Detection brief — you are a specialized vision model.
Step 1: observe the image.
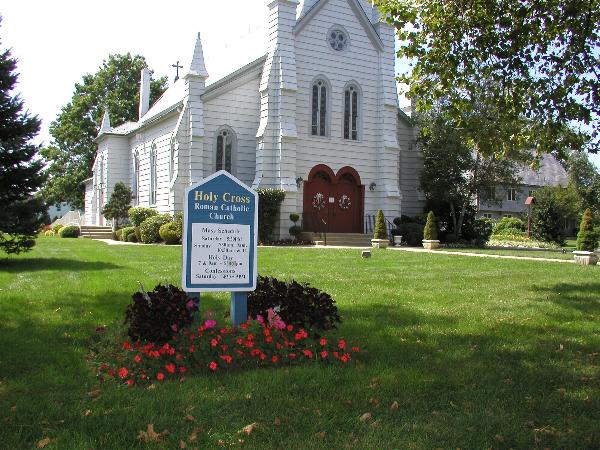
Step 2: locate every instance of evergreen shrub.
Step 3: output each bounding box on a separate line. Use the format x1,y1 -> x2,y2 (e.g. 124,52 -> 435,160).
58,225 -> 80,238
128,207 -> 158,227
248,276 -> 341,333
124,284 -> 199,344
373,209 -> 388,240
139,214 -> 172,244
576,208 -> 598,251
159,221 -> 182,245
423,211 -> 438,240
52,223 -> 64,233
44,230 -> 54,237
127,233 -> 138,243
257,189 -> 285,242
121,226 -> 136,242
396,223 -> 423,246
493,217 -> 525,235
134,227 -> 141,242
472,217 -> 494,247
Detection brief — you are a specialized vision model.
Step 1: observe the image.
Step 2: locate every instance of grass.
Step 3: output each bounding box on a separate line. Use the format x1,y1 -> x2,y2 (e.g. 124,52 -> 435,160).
0,237 -> 599,449
437,247 -> 575,260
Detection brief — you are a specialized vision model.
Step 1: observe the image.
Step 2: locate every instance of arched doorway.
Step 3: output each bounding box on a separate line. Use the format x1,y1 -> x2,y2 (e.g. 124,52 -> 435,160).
303,165 -> 364,233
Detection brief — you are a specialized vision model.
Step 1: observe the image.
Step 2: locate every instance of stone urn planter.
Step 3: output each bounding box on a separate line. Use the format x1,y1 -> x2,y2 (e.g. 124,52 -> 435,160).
573,251 -> 599,266
371,239 -> 389,249
393,235 -> 403,246
422,239 -> 440,250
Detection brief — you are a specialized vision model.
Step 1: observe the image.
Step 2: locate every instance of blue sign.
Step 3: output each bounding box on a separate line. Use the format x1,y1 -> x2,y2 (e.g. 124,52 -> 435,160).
182,171 -> 258,292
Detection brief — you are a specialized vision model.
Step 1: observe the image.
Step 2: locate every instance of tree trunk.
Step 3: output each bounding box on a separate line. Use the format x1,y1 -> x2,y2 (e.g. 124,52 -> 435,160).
449,202 -> 458,234
456,202 -> 467,238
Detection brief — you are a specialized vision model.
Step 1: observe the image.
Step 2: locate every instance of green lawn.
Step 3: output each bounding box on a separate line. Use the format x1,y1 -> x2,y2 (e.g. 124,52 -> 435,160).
1,237 -> 599,449
437,247 -> 575,260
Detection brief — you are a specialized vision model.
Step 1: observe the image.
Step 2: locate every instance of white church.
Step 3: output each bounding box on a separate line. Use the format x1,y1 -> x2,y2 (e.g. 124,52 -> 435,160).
84,0 -> 424,237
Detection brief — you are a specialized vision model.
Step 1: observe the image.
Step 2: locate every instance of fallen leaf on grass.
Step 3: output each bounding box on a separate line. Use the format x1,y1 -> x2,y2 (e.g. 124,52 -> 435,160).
431,410 -> 441,417
557,388 -> 567,397
369,398 -> 380,407
184,414 -> 195,422
138,424 -> 169,443
359,412 -> 372,422
36,438 -> 51,448
87,389 -> 102,398
187,427 -> 203,442
82,409 -> 92,417
239,422 -> 258,435
315,431 -> 326,439
273,418 -> 282,426
179,440 -> 187,449
494,434 -> 505,442
390,401 -> 400,410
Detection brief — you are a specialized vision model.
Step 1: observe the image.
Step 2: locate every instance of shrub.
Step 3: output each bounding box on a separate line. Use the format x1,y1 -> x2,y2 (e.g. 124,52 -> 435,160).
121,226 -> 136,242
159,221 -> 182,245
248,276 -> 341,333
134,227 -> 141,242
173,211 -> 184,229
102,182 -> 133,229
423,211 -> 438,240
373,209 -> 388,240
396,223 -> 423,246
472,217 -> 494,247
531,187 -> 567,245
576,208 -> 598,251
257,189 -> 285,242
139,214 -> 172,244
128,207 -> 158,227
59,225 -> 80,238
124,284 -> 199,344
114,229 -> 124,241
52,223 -> 64,233
289,213 -> 300,223
127,233 -> 138,243
44,230 -> 55,237
493,217 -> 525,235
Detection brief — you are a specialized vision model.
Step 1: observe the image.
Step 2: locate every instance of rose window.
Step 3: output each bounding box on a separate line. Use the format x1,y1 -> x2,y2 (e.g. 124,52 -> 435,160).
328,30 -> 347,51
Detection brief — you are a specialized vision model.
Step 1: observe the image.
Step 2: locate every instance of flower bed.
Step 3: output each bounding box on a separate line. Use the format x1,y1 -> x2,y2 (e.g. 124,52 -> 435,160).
487,234 -> 560,249
96,310 -> 359,386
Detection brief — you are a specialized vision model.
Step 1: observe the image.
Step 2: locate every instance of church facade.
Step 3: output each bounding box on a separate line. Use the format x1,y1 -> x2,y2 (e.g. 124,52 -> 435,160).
83,0 -> 424,236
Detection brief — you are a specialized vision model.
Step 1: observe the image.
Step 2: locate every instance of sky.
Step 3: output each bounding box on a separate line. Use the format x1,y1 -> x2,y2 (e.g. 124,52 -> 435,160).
1,0 -> 597,167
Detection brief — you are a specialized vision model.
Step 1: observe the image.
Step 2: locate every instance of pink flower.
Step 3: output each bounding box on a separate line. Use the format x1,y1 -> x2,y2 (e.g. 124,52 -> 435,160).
256,314 -> 265,324
134,354 -> 142,363
209,361 -> 218,371
338,339 -> 346,350
320,351 -> 328,358
274,318 -> 286,330
204,319 -> 217,329
126,379 -> 134,386
157,372 -> 165,381
171,324 -> 178,332
271,355 -> 279,363
186,299 -> 195,309
302,349 -> 313,358
210,339 -> 218,347
319,338 -> 327,346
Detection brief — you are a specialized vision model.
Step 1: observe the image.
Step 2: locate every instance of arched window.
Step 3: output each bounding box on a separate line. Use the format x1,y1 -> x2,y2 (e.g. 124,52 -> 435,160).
344,83 -> 360,140
150,144 -> 157,205
311,79 -> 328,137
132,151 -> 140,204
215,127 -> 235,173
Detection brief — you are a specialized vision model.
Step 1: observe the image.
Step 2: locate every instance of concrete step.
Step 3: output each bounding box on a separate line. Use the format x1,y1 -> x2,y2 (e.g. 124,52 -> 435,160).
313,233 -> 374,247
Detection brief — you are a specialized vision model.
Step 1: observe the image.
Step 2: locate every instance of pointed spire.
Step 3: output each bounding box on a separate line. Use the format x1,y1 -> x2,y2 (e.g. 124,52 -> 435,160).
99,108 -> 111,135
187,32 -> 209,79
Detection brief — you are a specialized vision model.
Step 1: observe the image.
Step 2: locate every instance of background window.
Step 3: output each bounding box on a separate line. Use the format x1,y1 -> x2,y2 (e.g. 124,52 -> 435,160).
216,129 -> 234,172
344,84 -> 359,140
507,188 -> 517,201
150,146 -> 157,205
311,80 -> 327,136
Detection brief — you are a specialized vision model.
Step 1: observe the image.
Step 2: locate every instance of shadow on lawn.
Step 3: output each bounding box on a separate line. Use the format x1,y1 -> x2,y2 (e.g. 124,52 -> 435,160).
532,282 -> 600,315
0,257 -> 122,273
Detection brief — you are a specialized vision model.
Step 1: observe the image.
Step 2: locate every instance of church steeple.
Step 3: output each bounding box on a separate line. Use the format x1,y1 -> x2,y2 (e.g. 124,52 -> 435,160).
98,108 -> 111,136
187,32 -> 209,79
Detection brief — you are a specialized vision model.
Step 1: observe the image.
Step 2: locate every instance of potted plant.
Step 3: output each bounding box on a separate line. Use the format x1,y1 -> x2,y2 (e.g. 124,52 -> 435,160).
573,208 -> 598,265
289,213 -> 302,241
371,209 -> 389,249
422,211 -> 440,250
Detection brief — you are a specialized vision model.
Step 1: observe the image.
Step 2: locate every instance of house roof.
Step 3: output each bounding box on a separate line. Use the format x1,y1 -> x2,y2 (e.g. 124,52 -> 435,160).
518,154 -> 569,187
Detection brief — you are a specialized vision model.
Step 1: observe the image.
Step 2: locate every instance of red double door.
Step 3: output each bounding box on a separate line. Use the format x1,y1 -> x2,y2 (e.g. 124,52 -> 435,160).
302,165 -> 364,233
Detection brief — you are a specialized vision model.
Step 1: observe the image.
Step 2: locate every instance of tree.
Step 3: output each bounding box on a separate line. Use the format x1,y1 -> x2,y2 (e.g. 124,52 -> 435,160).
376,0 -> 599,155
0,20 -> 47,254
102,182 -> 133,229
531,186 -> 571,245
576,208 -> 598,251
423,211 -> 438,240
566,151 -> 600,214
418,103 -> 521,239
41,54 -> 167,209
373,209 -> 388,239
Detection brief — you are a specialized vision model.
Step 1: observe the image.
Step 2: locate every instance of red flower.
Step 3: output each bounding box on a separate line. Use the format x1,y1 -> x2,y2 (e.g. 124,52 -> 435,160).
259,353 -> 266,360
319,338 -> 327,346
303,349 -> 313,358
165,363 -> 176,374
352,346 -> 360,353
179,366 -> 188,373
320,351 -> 328,358
265,336 -> 273,343
333,352 -> 339,358
338,339 -> 346,350
271,356 -> 279,363
188,345 -> 196,354
286,325 -> 293,332
176,353 -> 183,361
247,333 -> 255,341
210,339 -> 218,347
122,341 -> 132,350
126,379 -> 134,386
118,367 -> 128,378
157,372 -> 165,381
236,337 -> 244,345
209,361 -> 218,371
219,355 -> 233,364
221,344 -> 228,352
134,354 -> 142,363
140,374 -> 147,380
240,322 -> 249,330
288,353 -> 297,360
340,353 -> 350,363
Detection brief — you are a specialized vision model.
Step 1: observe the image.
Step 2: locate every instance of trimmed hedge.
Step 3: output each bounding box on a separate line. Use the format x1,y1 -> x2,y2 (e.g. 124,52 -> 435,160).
128,207 -> 158,227
576,208 -> 598,251
396,223 -> 423,246
59,225 -> 80,238
493,217 -> 525,235
373,209 -> 388,240
139,214 -> 172,244
159,221 -> 182,245
121,226 -> 136,242
423,211 -> 438,240
257,189 -> 285,242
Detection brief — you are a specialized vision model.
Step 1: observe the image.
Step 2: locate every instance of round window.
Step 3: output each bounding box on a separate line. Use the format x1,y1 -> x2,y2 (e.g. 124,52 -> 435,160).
328,29 -> 347,51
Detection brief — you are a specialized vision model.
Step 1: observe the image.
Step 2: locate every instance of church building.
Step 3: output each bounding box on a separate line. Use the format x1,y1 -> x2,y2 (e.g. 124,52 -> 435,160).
83,0 -> 424,237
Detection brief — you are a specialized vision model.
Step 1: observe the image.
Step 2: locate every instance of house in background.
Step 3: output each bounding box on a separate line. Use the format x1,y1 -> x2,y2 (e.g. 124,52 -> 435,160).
48,202 -> 73,222
83,0 -> 424,237
477,153 -> 569,220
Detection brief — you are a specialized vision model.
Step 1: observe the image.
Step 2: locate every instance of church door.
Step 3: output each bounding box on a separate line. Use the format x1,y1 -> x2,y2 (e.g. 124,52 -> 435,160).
303,165 -> 363,233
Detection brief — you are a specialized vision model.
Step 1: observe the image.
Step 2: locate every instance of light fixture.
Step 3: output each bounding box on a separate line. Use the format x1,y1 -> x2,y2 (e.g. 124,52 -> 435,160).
296,177 -> 304,188
369,182 -> 376,191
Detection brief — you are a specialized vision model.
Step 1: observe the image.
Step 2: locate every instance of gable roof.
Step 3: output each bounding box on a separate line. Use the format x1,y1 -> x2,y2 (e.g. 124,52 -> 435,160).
294,0 -> 384,51
519,154 -> 569,187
